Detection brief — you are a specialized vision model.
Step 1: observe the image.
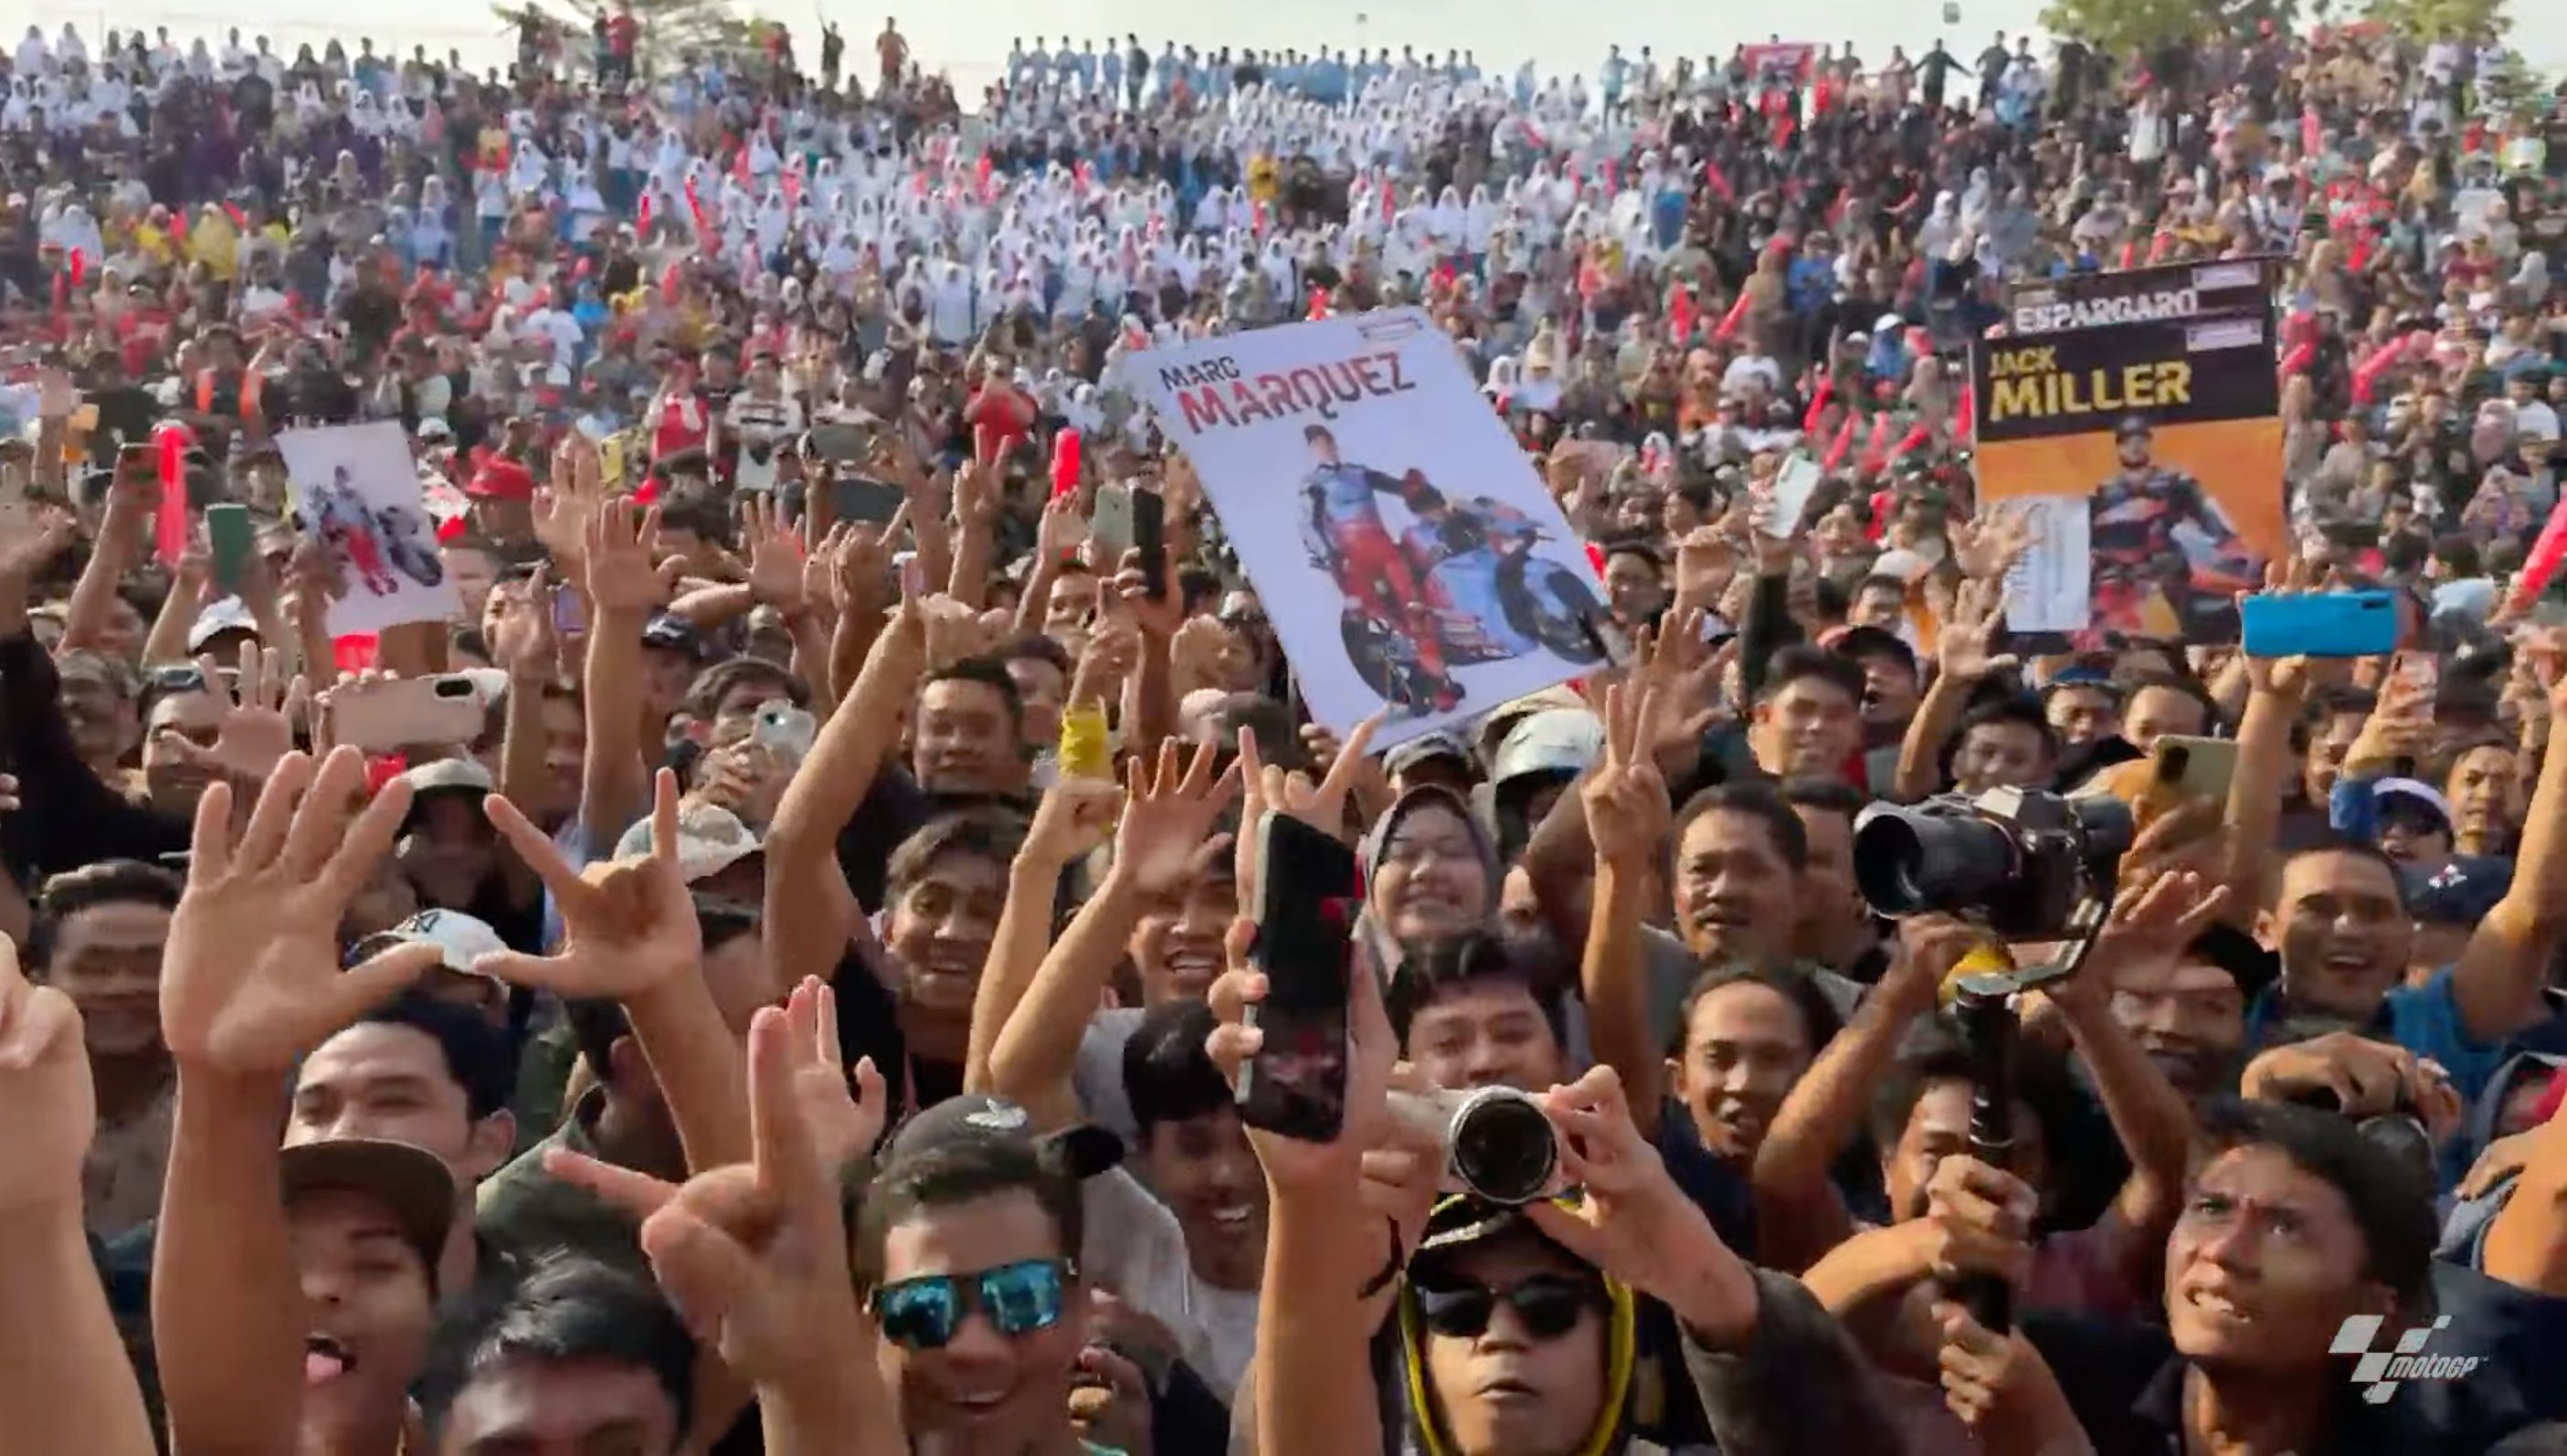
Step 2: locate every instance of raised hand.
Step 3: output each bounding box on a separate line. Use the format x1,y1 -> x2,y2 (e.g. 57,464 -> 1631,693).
544,997 -> 876,1389
477,767 -> 704,999
487,567 -> 560,683
1233,712 -> 1382,891
0,501 -> 76,588
1112,741 -> 1240,896
163,748 -> 442,1079
0,935 -> 94,1217
1112,546 -> 1186,640
1068,616 -> 1141,707
1630,606 -> 1725,775
1023,775 -> 1122,870
1204,917 -> 1399,1189
739,493 -> 808,615
922,591 -> 1004,671
953,459 -> 1001,533
583,497 -> 669,615
776,976 -> 888,1175
1938,575 -> 2017,681
1522,1064 -> 1754,1338
1585,681 -> 1673,872
831,502 -> 908,618
533,435 -> 607,567
165,641 -> 308,783
1949,505 -> 2035,584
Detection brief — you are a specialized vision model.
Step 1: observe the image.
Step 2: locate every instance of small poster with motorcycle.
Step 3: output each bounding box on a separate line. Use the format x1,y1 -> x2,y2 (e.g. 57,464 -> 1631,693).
1126,309 -> 1610,746
276,421 -> 460,638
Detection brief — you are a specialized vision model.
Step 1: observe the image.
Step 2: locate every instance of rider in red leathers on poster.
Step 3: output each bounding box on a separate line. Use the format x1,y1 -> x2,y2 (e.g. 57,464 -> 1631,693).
1297,424 -> 1458,705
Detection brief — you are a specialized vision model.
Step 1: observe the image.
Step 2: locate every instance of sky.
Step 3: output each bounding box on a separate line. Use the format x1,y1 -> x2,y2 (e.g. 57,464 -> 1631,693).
37,0 -> 2567,96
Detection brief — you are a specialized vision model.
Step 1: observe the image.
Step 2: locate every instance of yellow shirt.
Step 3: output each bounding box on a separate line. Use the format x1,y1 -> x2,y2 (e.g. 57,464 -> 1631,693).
190,213 -> 239,280
1247,156 -> 1281,204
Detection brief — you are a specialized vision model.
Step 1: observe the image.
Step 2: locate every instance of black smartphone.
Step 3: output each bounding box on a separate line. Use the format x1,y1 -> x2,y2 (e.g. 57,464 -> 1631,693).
1133,487 -> 1167,599
1239,814 -> 1358,1142
829,475 -> 904,523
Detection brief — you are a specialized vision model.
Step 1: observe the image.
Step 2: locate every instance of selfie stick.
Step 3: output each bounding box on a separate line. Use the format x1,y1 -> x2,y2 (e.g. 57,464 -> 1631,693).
1948,889 -> 2110,1336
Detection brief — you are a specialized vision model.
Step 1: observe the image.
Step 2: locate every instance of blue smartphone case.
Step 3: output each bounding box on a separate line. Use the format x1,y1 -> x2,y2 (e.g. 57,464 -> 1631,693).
2237,591 -> 2398,659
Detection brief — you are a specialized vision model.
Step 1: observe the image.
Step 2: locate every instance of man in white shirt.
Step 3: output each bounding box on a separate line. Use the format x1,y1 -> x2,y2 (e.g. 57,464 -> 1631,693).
723,353 -> 803,493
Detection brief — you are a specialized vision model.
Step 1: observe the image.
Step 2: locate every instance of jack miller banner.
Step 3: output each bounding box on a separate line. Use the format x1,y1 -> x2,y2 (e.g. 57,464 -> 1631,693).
1975,260 -> 2284,644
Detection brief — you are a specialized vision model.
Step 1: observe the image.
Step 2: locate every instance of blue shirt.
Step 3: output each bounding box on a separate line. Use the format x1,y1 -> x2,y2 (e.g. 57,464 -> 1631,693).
2245,967 -> 2505,1103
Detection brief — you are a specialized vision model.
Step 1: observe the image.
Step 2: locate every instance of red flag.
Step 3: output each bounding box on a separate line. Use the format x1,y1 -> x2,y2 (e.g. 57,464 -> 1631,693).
333,634 -> 380,674
1821,413 -> 1858,470
1954,383 -> 1975,441
1306,287 -> 1328,322
1714,290 -> 1750,343
2512,496 -> 2567,615
639,190 -> 653,234
1668,285 -> 1695,343
682,175 -> 706,228
1049,428 -> 1082,499
68,248 -> 86,288
1802,375 -> 1833,434
153,423 -> 191,568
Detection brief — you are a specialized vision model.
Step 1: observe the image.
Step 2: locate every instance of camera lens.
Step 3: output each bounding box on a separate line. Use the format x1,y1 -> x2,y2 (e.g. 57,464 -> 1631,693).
1449,1091 -> 1558,1206
1850,803 -> 2018,918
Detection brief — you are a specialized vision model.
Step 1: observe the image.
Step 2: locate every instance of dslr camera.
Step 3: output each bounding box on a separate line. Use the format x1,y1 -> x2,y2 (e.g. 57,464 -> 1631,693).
1851,786 -> 2133,940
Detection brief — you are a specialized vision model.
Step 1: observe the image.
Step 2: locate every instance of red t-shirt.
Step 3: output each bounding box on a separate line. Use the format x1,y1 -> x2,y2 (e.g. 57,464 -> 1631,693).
965,385 -> 1034,466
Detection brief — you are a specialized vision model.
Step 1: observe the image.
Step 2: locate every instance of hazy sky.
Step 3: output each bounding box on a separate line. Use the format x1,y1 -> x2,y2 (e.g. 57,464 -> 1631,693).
52,0 -> 2567,93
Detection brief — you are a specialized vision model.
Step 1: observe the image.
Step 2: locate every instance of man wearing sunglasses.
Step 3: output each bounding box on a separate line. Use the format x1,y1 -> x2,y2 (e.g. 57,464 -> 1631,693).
857,1092 -> 1132,1455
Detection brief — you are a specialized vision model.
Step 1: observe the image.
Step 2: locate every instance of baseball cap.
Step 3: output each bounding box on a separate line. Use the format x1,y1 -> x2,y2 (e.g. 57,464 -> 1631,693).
401,757 -> 497,799
185,596 -> 262,654
2372,777 -> 2455,834
353,908 -> 509,979
1385,731 -> 1473,780
640,612 -> 702,657
468,458 -> 537,501
1490,709 -> 1606,789
279,1138 -> 456,1284
2401,855 -> 2512,926
611,800 -> 763,882
882,1093 -> 1125,1181
1823,624 -> 1916,675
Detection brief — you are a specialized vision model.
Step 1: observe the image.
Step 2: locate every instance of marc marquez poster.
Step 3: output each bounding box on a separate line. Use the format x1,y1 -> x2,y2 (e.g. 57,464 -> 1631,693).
1125,309 -> 1609,746
1973,263 -> 2284,645
277,422 -> 460,638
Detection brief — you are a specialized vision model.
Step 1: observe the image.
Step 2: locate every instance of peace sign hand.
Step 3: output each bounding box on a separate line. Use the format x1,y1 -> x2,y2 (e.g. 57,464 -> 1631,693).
1232,711 -> 1382,892
164,747 -> 443,1081
544,987 -> 883,1393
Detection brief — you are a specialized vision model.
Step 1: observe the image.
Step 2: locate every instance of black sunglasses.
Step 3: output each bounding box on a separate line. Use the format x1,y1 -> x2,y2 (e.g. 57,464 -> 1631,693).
1414,1272 -> 1604,1341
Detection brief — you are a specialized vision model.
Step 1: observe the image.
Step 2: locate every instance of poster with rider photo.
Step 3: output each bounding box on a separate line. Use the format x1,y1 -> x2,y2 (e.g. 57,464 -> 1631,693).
277,422 -> 459,638
1125,309 -> 1611,747
1972,293 -> 2285,647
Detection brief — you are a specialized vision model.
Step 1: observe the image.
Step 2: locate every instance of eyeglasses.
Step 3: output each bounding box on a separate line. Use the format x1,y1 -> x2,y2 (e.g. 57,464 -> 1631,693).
1413,1272 -> 1603,1341
868,1258 -> 1075,1351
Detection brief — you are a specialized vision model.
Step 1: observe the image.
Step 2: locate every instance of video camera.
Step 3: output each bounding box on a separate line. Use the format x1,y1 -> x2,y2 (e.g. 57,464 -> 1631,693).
1851,786 -> 2134,941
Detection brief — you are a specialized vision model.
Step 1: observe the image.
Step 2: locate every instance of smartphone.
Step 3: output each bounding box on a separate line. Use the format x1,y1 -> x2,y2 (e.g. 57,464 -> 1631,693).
754,700 -> 817,763
1762,455 -> 1824,541
2391,649 -> 2439,701
551,588 -> 586,636
1133,488 -> 1167,599
1091,482 -> 1136,563
2149,733 -> 2240,804
829,475 -> 904,524
329,675 -> 487,752
2237,591 -> 2398,659
1238,814 -> 1359,1142
206,503 -> 255,593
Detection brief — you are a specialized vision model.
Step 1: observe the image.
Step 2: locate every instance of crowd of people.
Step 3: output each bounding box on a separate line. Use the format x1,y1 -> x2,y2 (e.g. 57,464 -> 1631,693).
4,9 -> 2567,1456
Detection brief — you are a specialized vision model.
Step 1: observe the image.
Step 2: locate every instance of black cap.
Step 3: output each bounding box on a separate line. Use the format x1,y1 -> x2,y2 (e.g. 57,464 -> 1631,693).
2115,415 -> 2152,440
1827,625 -> 1917,674
2401,856 -> 2513,927
883,1094 -> 1125,1181
640,612 -> 702,657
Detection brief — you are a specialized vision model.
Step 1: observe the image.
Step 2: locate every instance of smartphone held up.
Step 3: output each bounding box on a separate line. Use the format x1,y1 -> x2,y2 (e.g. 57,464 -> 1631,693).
1238,813 -> 1358,1142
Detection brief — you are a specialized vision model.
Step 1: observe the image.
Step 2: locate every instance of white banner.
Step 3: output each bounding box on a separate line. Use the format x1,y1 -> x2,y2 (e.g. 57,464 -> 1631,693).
1126,310 -> 1608,746
278,422 -> 460,638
